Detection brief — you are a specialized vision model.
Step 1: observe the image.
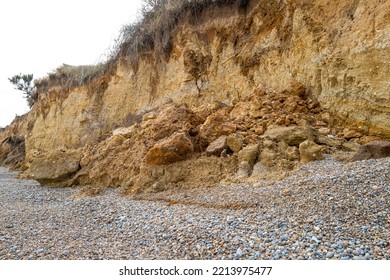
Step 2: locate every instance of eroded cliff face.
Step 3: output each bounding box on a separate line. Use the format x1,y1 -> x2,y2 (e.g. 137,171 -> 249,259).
1,0 -> 389,194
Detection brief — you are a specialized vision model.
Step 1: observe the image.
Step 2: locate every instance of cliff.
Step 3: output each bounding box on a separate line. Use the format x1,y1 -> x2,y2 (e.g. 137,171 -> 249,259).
1,0 -> 389,195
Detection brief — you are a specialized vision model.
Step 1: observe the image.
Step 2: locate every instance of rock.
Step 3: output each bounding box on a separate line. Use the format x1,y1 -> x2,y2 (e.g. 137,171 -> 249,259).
281,188 -> 293,196
236,248 -> 243,258
263,139 -> 275,149
35,248 -> 45,254
263,126 -> 316,146
142,103 -> 203,142
284,80 -> 306,97
29,149 -> 83,185
238,144 -> 259,166
253,126 -> 265,135
285,146 -> 300,161
259,148 -> 278,167
343,129 -> 362,140
252,162 -> 268,177
316,135 -> 343,148
146,132 -> 194,165
199,111 -> 236,145
299,140 -> 325,164
326,252 -> 335,259
112,126 -> 136,138
105,135 -> 126,150
316,121 -> 327,127
226,134 -> 243,153
206,135 -> 227,156
351,141 -> 390,161
342,142 -> 360,152
237,161 -> 251,178
318,128 -> 331,135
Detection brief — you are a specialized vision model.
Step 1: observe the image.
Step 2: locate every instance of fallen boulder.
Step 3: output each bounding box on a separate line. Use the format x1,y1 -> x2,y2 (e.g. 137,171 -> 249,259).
206,135 -> 227,156
263,126 -> 316,146
351,141 -> 390,161
146,132 -> 194,165
299,140 -> 325,163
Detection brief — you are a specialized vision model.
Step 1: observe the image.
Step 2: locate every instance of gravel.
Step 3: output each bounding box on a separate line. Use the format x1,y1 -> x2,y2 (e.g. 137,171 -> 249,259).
0,156 -> 389,260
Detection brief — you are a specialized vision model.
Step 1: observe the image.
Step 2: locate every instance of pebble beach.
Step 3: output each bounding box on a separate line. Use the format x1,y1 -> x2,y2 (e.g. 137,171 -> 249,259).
0,156 -> 389,260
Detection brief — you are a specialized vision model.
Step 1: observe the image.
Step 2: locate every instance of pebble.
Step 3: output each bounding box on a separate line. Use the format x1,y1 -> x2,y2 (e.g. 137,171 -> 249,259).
236,248 -> 243,258
1,157 -> 390,260
326,252 -> 334,258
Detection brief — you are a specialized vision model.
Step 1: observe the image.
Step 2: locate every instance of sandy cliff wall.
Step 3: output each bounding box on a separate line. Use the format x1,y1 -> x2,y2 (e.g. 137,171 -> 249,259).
1,0 -> 389,193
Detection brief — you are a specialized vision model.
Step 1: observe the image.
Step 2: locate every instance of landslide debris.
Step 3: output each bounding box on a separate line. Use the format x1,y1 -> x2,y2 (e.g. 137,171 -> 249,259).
49,80 -> 379,196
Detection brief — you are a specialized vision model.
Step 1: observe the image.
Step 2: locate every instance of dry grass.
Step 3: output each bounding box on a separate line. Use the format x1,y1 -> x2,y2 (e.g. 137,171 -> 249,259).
114,0 -> 247,66
33,0 -> 247,103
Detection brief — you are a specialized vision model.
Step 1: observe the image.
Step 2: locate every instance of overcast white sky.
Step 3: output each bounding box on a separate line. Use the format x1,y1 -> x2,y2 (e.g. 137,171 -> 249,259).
0,0 -> 143,127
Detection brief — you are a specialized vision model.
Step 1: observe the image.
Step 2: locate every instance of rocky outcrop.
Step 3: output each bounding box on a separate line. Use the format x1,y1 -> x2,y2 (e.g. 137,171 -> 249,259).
1,0 -> 390,194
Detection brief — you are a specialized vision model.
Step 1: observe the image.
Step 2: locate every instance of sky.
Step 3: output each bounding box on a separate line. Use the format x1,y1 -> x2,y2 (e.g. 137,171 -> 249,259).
0,0 -> 143,127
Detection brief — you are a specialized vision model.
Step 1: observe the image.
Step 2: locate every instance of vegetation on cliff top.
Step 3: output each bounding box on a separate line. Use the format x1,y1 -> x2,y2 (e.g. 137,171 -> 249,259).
32,0 -> 248,105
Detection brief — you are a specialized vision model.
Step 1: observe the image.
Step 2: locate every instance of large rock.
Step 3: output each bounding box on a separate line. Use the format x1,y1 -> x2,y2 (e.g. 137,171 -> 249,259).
263,126 -> 316,146
199,111 -> 236,146
299,140 -> 325,164
238,144 -> 259,166
146,132 -> 194,165
142,103 -> 203,142
237,161 -> 251,178
259,148 -> 278,167
351,141 -> 390,161
29,149 -> 83,184
206,135 -> 227,156
226,134 -> 243,153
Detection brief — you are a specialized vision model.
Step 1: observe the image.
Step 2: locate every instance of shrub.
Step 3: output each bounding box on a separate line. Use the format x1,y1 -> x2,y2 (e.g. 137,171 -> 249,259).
8,74 -> 37,108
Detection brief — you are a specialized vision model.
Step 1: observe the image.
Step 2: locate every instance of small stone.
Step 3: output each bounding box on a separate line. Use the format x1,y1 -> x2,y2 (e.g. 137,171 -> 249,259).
236,248 -> 243,258
311,236 -> 320,244
35,248 -> 45,254
280,235 -> 289,241
281,188 -> 293,197
316,121 -> 327,127
326,252 -> 335,259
